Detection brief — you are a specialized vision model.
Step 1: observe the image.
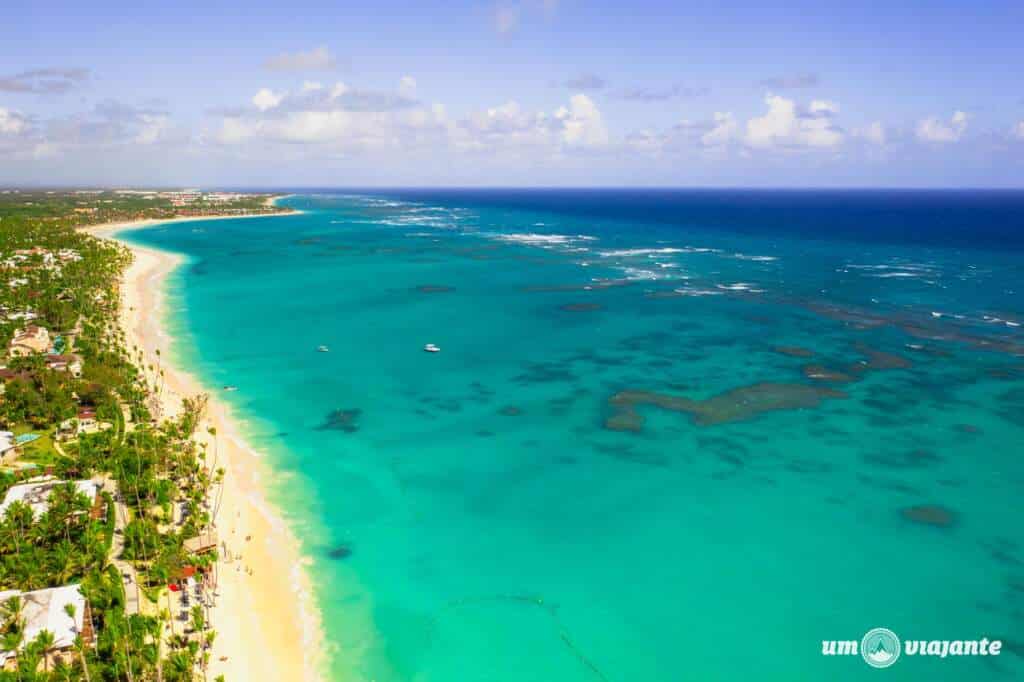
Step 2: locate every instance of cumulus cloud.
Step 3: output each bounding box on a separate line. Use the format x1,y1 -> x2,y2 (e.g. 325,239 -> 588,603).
701,112 -> 738,147
625,113 -> 737,155
745,94 -> 844,149
264,46 -> 337,71
398,76 -> 417,98
134,113 -> 171,144
756,73 -> 819,89
216,79 -> 608,161
1013,121 -> 1024,140
916,111 -> 968,143
0,107 -> 30,135
456,94 -> 608,151
556,94 -> 608,146
0,68 -> 89,94
217,82 -> 444,150
0,99 -> 183,161
252,88 -> 284,111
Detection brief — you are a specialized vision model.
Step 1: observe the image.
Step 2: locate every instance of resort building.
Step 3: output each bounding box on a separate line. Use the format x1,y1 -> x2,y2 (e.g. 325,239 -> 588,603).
57,407 -> 112,439
0,477 -> 99,520
183,530 -> 219,555
45,353 -> 83,377
4,310 -> 38,322
8,326 -> 51,357
0,584 -> 92,670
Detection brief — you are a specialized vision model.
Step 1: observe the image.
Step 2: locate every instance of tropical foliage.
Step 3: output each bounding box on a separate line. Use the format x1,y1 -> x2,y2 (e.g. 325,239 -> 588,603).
0,191 -> 262,680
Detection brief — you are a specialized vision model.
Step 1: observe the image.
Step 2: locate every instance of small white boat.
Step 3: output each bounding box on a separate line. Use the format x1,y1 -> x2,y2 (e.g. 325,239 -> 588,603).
317,345 -> 330,352
223,385 -> 238,392
423,343 -> 441,353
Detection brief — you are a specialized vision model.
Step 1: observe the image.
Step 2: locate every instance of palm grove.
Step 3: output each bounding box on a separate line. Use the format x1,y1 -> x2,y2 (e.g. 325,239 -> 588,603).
0,191 -> 276,681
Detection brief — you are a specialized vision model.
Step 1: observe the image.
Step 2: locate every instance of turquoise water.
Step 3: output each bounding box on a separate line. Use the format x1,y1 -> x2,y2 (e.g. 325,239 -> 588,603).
122,191 -> 1024,681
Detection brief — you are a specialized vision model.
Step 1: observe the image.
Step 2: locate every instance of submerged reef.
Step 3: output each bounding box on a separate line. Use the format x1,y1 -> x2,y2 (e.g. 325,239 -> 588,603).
901,504 -> 957,528
605,382 -> 846,431
802,365 -> 856,383
317,408 -> 362,433
774,346 -> 815,358
559,303 -> 603,312
853,342 -> 913,370
328,544 -> 353,560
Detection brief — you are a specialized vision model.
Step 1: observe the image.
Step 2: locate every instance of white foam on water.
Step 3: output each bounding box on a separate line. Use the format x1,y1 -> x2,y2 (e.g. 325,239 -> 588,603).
598,247 -> 687,257
716,282 -> 764,293
672,287 -> 724,296
983,315 -> 1022,328
730,253 -> 778,262
493,233 -> 597,246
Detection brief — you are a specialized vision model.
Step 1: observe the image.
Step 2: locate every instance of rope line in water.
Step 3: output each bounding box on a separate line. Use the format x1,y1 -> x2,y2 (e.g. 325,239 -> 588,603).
428,594 -> 611,682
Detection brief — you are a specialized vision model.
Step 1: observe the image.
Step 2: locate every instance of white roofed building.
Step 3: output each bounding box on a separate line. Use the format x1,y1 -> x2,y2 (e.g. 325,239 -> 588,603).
0,584 -> 91,669
0,477 -> 99,520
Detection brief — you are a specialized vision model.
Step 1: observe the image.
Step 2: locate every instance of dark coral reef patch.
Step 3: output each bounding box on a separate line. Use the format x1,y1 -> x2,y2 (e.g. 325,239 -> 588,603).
773,346 -> 814,358
317,408 -> 362,433
605,382 -> 846,431
559,303 -> 603,312
901,504 -> 956,528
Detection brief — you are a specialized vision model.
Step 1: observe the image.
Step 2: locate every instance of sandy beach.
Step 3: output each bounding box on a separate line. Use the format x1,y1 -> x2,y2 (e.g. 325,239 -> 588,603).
85,208 -> 324,682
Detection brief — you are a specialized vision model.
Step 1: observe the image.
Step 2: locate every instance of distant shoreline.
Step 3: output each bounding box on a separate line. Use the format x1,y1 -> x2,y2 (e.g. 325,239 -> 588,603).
81,196 -> 301,239
86,198 -> 325,681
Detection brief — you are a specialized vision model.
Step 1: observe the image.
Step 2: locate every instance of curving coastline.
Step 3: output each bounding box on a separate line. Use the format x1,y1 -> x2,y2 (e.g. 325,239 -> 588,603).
84,204 -> 326,682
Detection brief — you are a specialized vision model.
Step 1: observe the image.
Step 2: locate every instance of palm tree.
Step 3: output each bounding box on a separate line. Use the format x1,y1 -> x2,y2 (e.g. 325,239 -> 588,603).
73,635 -> 92,682
33,629 -> 57,673
1,629 -> 23,671
164,650 -> 193,682
1,595 -> 24,632
63,602 -> 92,682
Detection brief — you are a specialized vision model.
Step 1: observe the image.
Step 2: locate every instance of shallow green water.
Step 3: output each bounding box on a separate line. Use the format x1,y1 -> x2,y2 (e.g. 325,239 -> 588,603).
122,191 -> 1024,681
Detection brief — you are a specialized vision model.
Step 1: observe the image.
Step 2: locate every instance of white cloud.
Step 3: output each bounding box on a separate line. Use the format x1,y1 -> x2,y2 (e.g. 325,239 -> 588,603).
218,82 -> 608,161
746,94 -> 844,149
556,94 -> 608,146
0,106 -> 29,135
809,100 -> 839,115
398,76 -> 417,98
302,81 -> 323,92
329,82 -> 349,100
264,46 -> 337,71
1011,120 -> 1024,140
252,88 -> 284,112
134,113 -> 170,144
701,112 -> 738,147
456,94 -> 607,151
916,110 -> 968,143
855,120 -> 886,145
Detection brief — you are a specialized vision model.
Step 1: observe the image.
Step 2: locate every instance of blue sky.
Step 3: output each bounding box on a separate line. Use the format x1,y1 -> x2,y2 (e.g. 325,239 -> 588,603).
2,0 -> 1023,187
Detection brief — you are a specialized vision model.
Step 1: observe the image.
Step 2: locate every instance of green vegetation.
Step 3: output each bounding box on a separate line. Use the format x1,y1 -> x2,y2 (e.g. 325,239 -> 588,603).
0,189 -> 258,680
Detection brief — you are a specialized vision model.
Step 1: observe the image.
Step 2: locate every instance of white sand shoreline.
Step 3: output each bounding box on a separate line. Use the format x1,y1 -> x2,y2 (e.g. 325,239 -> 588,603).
83,201 -> 327,681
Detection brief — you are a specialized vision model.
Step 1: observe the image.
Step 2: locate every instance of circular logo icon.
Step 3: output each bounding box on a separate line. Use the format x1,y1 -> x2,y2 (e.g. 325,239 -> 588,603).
861,628 -> 901,668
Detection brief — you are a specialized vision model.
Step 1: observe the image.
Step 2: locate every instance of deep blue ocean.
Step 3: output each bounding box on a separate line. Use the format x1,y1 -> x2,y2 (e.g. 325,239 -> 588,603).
122,190 -> 1024,681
